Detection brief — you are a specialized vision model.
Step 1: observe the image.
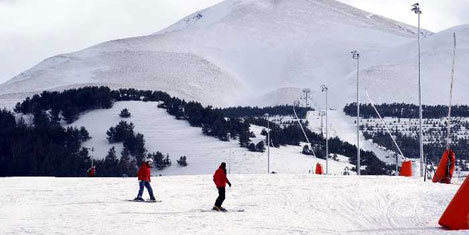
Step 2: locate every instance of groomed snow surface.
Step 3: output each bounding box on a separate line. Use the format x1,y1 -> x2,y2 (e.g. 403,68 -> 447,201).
0,175 -> 466,234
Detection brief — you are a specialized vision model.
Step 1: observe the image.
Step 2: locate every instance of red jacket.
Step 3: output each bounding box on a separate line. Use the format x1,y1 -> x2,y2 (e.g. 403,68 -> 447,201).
213,166 -> 229,188
87,167 -> 95,177
137,163 -> 151,181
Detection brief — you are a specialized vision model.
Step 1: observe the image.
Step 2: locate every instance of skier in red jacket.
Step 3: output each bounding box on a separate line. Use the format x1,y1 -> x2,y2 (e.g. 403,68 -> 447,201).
213,162 -> 231,211
134,158 -> 156,201
87,166 -> 96,177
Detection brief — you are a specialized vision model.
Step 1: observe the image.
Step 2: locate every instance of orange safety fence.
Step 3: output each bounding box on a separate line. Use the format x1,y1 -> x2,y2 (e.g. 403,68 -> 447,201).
315,163 -> 323,175
399,160 -> 412,177
433,149 -> 456,184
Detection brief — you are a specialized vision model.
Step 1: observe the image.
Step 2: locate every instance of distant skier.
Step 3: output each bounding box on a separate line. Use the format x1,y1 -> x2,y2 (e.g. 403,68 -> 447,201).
213,162 -> 231,211
87,166 -> 96,177
134,158 -> 156,201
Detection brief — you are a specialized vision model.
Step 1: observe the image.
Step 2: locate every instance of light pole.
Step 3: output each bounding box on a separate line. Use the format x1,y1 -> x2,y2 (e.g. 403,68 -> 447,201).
351,50 -> 360,175
265,113 -> 270,174
411,3 -> 424,177
321,85 -> 329,175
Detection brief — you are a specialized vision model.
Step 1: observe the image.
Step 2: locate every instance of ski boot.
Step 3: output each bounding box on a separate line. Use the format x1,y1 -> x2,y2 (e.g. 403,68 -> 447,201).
134,197 -> 144,201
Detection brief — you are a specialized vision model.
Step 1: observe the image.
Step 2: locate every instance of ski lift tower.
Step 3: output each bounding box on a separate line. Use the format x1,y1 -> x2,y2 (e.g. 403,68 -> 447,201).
318,111 -> 326,136
302,88 -> 311,108
411,2 -> 424,177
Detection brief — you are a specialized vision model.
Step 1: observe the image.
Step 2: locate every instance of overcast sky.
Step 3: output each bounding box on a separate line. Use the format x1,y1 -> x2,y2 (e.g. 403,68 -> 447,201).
1,0 -> 468,84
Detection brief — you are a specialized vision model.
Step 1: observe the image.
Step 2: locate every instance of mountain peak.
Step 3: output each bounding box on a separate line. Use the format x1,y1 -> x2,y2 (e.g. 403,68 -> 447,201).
159,0 -> 427,38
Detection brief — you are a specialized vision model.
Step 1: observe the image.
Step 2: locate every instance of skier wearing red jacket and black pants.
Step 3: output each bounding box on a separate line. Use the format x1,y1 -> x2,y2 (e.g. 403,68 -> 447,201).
134,158 -> 156,201
213,162 -> 231,211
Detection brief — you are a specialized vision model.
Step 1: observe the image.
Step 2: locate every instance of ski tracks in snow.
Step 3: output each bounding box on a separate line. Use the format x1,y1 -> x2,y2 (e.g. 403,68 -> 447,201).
0,175 -> 462,235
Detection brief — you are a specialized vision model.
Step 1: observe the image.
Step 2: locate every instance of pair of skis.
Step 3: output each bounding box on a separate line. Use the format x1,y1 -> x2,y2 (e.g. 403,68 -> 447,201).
128,199 -> 162,203
200,208 -> 245,213
128,199 -> 244,212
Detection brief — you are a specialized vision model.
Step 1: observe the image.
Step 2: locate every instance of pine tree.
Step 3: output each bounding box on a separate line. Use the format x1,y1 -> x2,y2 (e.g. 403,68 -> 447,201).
119,108 -> 131,118
103,147 -> 119,176
177,156 -> 188,166
118,147 -> 132,176
239,131 -> 250,147
248,143 -> 256,152
149,152 -> 164,169
256,141 -> 265,152
302,144 -> 313,155
164,154 -> 171,166
79,127 -> 91,142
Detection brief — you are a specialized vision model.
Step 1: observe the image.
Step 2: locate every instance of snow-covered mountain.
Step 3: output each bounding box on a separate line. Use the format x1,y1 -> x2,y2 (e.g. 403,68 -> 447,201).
357,25 -> 469,107
4,0 -> 463,109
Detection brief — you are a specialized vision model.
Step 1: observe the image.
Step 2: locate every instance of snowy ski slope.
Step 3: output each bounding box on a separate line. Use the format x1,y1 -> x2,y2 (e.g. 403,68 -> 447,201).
69,101 -> 354,175
0,175 -> 465,234
307,109 -> 425,176
307,110 -> 395,164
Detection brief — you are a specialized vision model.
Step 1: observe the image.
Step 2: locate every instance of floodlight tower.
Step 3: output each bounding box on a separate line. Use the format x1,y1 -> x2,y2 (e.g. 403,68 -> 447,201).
321,85 -> 329,175
411,2 -> 424,177
351,50 -> 360,175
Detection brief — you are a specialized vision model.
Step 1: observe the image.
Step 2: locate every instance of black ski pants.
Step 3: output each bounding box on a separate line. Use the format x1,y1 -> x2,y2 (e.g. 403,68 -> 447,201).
215,187 -> 225,207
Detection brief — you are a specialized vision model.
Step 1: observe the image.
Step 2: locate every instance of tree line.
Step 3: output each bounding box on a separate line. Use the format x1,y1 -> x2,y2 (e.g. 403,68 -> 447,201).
344,103 -> 469,119
0,108 -> 91,176
363,130 -> 469,163
217,105 -> 312,119
14,86 -> 113,123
